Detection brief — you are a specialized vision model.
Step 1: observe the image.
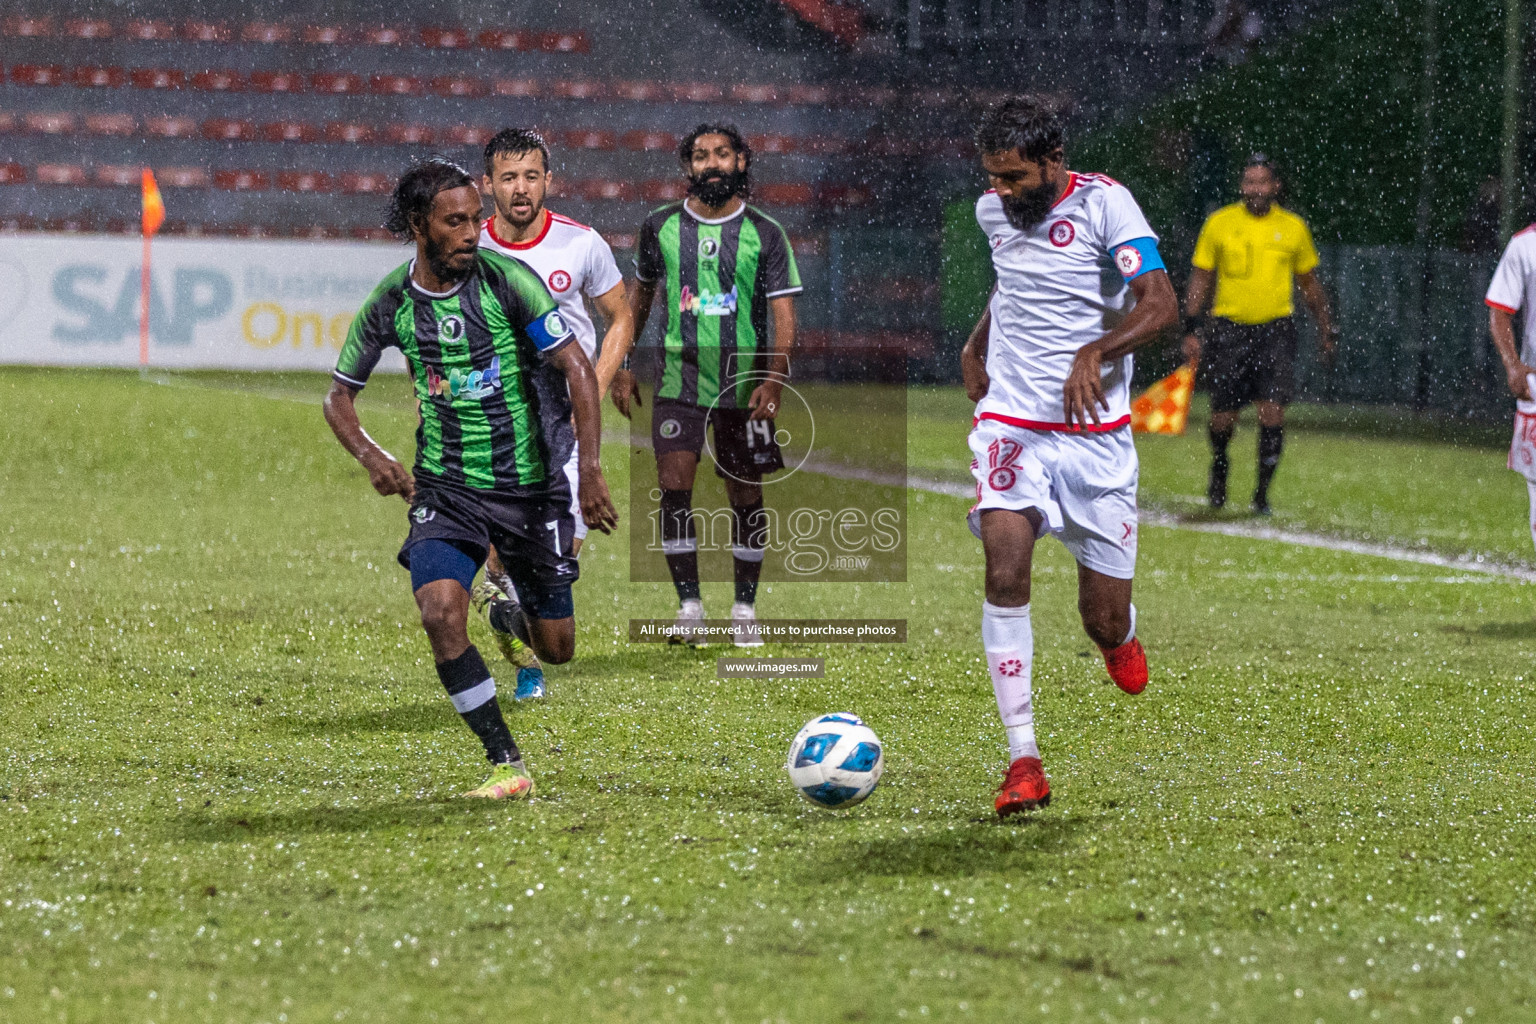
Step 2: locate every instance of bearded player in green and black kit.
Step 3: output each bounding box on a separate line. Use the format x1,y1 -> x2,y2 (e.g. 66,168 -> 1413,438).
324,159 -> 617,800
612,123 -> 801,646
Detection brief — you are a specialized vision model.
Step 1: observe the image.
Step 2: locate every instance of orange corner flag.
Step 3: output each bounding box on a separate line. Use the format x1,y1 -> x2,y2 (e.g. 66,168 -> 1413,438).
1130,362 -> 1195,435
141,168 -> 165,236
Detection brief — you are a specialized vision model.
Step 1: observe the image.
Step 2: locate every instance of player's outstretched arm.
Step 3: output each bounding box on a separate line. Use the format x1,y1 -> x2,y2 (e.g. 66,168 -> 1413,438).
1064,269 -> 1179,429
1490,307 -> 1536,400
551,344 -> 619,534
610,279 -> 657,418
589,281 -> 636,398
748,295 -> 796,420
322,381 -> 415,502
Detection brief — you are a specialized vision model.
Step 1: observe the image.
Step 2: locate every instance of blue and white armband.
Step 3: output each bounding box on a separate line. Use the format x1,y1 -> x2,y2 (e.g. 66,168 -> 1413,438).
1111,237 -> 1165,280
525,309 -> 575,353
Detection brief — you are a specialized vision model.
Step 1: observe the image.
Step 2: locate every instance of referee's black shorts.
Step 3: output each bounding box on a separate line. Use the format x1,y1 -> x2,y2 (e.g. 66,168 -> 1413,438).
1201,316 -> 1298,413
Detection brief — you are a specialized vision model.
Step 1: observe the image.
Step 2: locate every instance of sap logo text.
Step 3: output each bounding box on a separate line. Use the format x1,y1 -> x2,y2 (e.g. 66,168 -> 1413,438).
427,355 -> 502,400
52,265 -> 233,345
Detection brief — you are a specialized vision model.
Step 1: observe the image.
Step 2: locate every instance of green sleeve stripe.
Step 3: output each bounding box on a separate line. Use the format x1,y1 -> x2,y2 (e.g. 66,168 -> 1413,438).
336,263 -> 409,379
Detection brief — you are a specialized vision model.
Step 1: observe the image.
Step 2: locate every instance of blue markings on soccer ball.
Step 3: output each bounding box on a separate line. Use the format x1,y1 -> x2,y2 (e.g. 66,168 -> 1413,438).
837,741 -> 881,773
801,782 -> 863,807
794,733 -> 840,767
817,713 -> 862,725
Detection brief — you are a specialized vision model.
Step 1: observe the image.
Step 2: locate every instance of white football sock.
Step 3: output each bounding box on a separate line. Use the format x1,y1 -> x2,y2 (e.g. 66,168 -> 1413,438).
982,601 -> 1038,762
1123,602 -> 1137,646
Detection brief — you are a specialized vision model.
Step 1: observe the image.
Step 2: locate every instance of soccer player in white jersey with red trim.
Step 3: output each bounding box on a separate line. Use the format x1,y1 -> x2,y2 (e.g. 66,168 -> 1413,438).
1485,223 -> 1536,554
471,128 -> 635,700
961,98 -> 1178,818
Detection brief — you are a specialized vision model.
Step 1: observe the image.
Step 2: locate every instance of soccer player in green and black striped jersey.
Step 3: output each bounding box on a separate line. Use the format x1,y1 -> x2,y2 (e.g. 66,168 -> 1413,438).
324,159 -> 617,800
614,123 -> 802,647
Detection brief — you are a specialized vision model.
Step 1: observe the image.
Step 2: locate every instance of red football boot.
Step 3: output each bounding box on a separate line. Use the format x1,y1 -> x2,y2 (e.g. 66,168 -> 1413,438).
995,756 -> 1051,818
1103,637 -> 1148,695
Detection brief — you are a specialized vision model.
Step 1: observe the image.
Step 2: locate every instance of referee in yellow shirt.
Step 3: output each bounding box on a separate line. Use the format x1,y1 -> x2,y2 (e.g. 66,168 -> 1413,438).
1183,154 -> 1337,514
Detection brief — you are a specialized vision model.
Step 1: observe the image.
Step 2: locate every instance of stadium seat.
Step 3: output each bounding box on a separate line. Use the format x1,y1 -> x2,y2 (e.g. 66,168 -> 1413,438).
816,184 -> 872,207
640,180 -> 688,203
250,71 -> 305,93
241,23 -> 294,44
732,84 -> 780,104
444,124 -> 493,145
0,163 -> 27,184
787,84 -> 832,105
123,20 -> 177,41
94,165 -> 139,187
606,232 -> 636,251
371,74 -> 423,96
277,170 -> 332,193
192,70 -> 245,91
432,75 -> 489,97
262,120 -> 319,143
311,72 -> 365,94
35,163 -> 89,186
85,113 -> 138,136
477,28 -> 535,51
539,30 -> 590,53
360,26 -> 408,46
754,183 -> 815,206
349,227 -> 394,241
103,218 -> 133,234
301,25 -> 349,44
23,112 -> 75,134
4,16 -> 52,36
800,136 -> 849,156
0,113 -> 14,133
612,81 -> 664,103
577,180 -> 635,201
213,169 -> 270,191
157,167 -> 211,188
750,134 -> 797,154
202,118 -> 256,141
421,26 -> 473,48
183,21 -> 233,43
40,216 -> 94,233
339,172 -> 392,194
129,68 -> 187,90
71,66 -> 127,88
143,115 -> 200,138
324,122 -> 375,144
668,82 -> 724,103
492,78 -> 540,98
64,18 -> 113,39
10,64 -> 64,86
383,122 -> 436,145
565,129 -> 617,151
622,130 -> 680,152
551,80 -> 606,101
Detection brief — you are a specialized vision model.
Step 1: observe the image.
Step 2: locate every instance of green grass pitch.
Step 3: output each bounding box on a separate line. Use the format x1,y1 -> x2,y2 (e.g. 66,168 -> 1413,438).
3,367 -> 1536,1023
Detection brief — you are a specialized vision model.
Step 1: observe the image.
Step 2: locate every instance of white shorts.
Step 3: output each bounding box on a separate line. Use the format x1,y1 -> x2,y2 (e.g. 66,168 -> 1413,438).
564,441 -> 587,540
1510,407 -> 1536,483
966,419 -> 1139,580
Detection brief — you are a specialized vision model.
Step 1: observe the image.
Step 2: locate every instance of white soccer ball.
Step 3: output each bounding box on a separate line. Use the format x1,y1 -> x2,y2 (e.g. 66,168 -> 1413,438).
785,713 -> 884,809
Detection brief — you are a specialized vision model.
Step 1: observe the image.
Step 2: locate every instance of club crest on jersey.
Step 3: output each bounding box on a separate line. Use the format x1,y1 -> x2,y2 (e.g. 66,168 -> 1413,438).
1114,244 -> 1143,276
1048,220 -> 1075,247
426,354 -> 502,401
659,418 -> 682,439
548,270 -> 572,292
438,314 -> 465,341
411,506 -> 435,524
698,237 -> 720,261
679,284 -> 737,316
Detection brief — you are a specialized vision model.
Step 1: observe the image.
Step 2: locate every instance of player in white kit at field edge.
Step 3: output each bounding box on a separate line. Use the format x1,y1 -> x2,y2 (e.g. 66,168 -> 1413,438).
472,128 -> 635,700
1484,224 -> 1536,554
962,98 -> 1179,819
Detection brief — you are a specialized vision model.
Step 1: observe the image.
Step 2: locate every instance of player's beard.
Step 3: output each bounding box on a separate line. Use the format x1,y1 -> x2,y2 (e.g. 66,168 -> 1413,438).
687,168 -> 748,206
1000,179 -> 1058,231
425,235 -> 476,283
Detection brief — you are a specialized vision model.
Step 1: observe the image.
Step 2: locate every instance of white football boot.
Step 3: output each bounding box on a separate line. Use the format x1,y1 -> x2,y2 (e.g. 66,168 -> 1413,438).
667,598 -> 706,646
730,602 -> 764,648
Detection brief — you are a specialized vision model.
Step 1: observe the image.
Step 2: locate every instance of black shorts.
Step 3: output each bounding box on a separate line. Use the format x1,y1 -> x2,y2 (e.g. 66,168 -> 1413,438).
398,476 -> 579,616
651,398 -> 785,481
1202,316 -> 1299,413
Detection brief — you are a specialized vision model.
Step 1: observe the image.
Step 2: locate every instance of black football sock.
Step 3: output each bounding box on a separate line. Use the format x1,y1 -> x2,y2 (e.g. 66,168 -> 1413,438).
730,499 -> 767,605
487,597 -> 532,646
1256,424 -> 1285,504
435,645 -> 519,765
1208,423 -> 1234,505
660,488 -> 701,603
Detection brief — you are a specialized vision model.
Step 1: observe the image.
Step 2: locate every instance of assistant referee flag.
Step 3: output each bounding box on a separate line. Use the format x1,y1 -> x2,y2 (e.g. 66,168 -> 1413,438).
141,168 -> 164,236
1131,363 -> 1195,435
